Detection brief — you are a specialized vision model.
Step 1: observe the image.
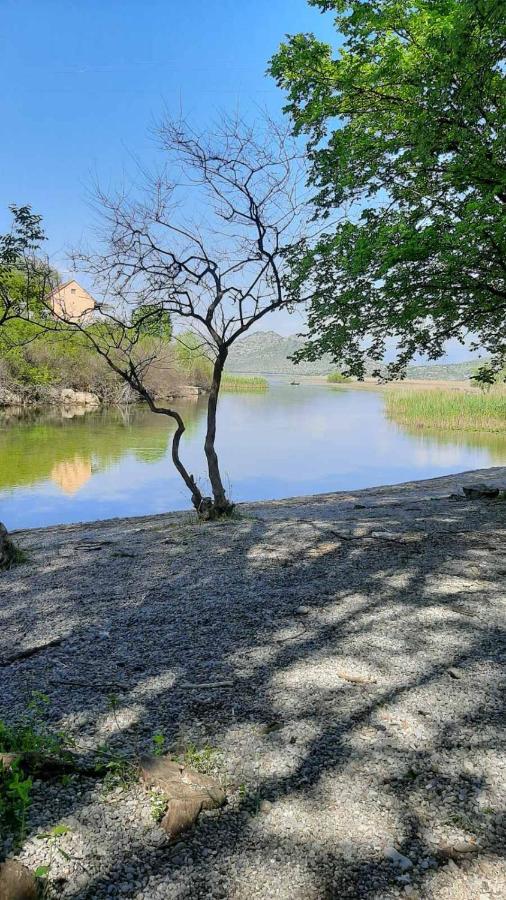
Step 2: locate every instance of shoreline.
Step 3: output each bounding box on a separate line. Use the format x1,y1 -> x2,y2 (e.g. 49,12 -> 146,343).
12,465 -> 506,537
2,464 -> 505,898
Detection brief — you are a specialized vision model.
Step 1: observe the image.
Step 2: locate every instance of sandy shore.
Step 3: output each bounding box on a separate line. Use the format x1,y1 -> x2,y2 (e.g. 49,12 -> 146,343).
2,467 -> 506,899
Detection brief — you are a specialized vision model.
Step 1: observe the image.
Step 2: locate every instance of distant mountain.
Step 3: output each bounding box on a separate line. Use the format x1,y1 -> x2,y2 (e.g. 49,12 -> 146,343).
226,331 -> 481,380
226,331 -> 335,375
405,360 -> 479,381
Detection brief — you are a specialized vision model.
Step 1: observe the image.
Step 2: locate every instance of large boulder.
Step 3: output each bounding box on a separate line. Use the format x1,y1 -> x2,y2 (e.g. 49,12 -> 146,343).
59,388 -> 100,407
0,522 -> 16,570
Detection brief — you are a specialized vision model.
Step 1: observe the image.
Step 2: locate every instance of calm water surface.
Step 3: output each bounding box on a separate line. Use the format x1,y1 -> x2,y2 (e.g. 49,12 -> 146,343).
2,381 -> 505,529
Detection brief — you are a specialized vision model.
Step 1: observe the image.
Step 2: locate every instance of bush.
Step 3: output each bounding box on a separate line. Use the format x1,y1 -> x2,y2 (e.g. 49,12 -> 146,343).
327,371 -> 351,383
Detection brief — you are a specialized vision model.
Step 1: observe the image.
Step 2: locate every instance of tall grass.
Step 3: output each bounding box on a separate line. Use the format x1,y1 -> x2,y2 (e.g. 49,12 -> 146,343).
386,387 -> 506,432
221,374 -> 268,392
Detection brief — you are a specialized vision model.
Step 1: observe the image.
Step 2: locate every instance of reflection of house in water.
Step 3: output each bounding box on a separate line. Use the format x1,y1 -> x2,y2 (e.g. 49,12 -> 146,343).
51,457 -> 92,495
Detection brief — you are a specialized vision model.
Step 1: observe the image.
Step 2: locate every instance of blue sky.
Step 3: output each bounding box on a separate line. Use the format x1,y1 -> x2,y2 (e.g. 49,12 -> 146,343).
0,1 -> 330,288
0,2 -> 479,358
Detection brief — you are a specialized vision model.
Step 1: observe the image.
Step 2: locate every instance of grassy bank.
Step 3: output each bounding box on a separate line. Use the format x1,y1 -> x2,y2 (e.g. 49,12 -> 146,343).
386,386 -> 506,432
221,374 -> 268,392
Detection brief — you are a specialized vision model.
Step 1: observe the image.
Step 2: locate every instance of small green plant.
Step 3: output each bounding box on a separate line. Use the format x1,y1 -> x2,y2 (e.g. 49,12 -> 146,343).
0,694 -> 73,844
151,732 -> 166,757
36,824 -> 89,895
93,743 -> 137,793
149,788 -> 167,823
0,762 -> 32,843
2,543 -> 29,569
181,742 -> 219,774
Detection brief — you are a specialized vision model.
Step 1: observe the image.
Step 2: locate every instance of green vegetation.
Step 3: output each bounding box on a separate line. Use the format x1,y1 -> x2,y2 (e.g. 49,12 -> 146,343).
0,693 -> 72,843
0,205 -> 52,328
271,0 -> 505,380
327,371 -> 350,384
221,374 -> 268,392
180,742 -> 219,775
386,388 -> 506,433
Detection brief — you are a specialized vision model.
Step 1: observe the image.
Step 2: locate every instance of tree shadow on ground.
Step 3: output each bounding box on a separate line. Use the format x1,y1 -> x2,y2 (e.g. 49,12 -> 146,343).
1,486 -> 505,898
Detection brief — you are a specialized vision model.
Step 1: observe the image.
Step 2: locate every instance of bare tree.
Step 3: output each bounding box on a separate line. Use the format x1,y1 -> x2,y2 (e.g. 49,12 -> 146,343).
67,114 -> 310,518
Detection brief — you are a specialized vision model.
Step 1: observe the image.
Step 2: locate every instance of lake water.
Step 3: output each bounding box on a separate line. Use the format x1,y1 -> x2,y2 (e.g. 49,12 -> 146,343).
2,381 -> 505,530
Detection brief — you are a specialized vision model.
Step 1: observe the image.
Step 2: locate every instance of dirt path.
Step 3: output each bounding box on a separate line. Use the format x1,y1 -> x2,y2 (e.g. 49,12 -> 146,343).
1,468 -> 505,899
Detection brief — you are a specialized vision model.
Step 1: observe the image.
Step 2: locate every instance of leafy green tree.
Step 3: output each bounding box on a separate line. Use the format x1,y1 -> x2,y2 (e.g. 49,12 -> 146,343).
0,205 -> 53,325
270,0 -> 506,379
131,304 -> 172,339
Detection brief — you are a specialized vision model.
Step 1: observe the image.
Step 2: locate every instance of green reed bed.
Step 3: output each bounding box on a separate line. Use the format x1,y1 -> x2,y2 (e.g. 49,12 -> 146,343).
386,387 -> 506,432
221,374 -> 268,392
327,371 -> 351,383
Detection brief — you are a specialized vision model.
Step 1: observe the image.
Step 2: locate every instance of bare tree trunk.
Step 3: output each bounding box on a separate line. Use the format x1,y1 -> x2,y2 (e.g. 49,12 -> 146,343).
137,388 -> 205,514
170,411 -> 205,513
204,347 -> 234,516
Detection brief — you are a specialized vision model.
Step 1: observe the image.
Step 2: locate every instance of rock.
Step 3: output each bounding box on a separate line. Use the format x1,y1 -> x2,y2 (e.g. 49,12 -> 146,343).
0,388 -> 24,408
294,605 -> 311,616
260,721 -> 282,735
163,385 -> 204,400
140,756 -> 226,840
448,667 -> 462,680
438,839 -> 479,860
0,522 -> 16,570
0,860 -> 38,900
259,800 -> 272,814
462,484 -> 500,499
336,671 -> 377,685
384,847 -> 413,871
59,389 -> 100,407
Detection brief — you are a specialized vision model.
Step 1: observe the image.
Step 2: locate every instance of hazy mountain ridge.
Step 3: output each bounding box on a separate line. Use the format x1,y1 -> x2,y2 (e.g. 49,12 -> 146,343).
226,331 -> 480,380
226,331 -> 336,375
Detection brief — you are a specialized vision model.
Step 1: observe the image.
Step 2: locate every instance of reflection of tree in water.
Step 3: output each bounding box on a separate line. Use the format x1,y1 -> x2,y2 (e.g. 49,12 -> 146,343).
0,401 -> 207,493
392,420 -> 506,465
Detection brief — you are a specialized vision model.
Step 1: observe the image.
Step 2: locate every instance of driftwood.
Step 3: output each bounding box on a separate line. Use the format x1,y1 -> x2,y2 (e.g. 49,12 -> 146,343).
141,756 -> 226,840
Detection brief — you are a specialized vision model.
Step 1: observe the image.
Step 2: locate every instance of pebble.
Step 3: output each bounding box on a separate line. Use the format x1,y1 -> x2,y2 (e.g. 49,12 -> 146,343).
385,848 -> 413,871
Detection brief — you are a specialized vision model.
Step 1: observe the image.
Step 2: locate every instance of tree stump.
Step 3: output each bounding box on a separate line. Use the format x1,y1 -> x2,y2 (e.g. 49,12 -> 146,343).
0,522 -> 16,570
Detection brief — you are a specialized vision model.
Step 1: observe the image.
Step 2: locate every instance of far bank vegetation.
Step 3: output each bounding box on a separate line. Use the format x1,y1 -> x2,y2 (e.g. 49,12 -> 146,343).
386,385 -> 506,433
0,321 -> 267,407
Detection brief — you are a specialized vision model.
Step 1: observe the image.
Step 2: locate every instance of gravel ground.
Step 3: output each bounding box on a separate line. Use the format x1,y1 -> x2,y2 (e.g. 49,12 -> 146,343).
1,467 -> 505,899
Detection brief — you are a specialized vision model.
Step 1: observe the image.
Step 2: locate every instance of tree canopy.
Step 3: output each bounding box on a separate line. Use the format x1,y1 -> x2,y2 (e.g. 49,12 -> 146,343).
0,205 -> 53,326
270,0 -> 506,379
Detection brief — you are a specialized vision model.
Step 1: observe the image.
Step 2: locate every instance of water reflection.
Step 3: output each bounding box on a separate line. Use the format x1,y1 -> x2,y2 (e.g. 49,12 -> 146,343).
51,457 -> 93,495
0,401 -> 205,493
1,384 -> 504,530
391,420 -> 506,465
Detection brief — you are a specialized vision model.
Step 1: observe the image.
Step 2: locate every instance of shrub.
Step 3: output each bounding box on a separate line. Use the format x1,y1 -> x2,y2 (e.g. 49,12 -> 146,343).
327,371 -> 350,383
